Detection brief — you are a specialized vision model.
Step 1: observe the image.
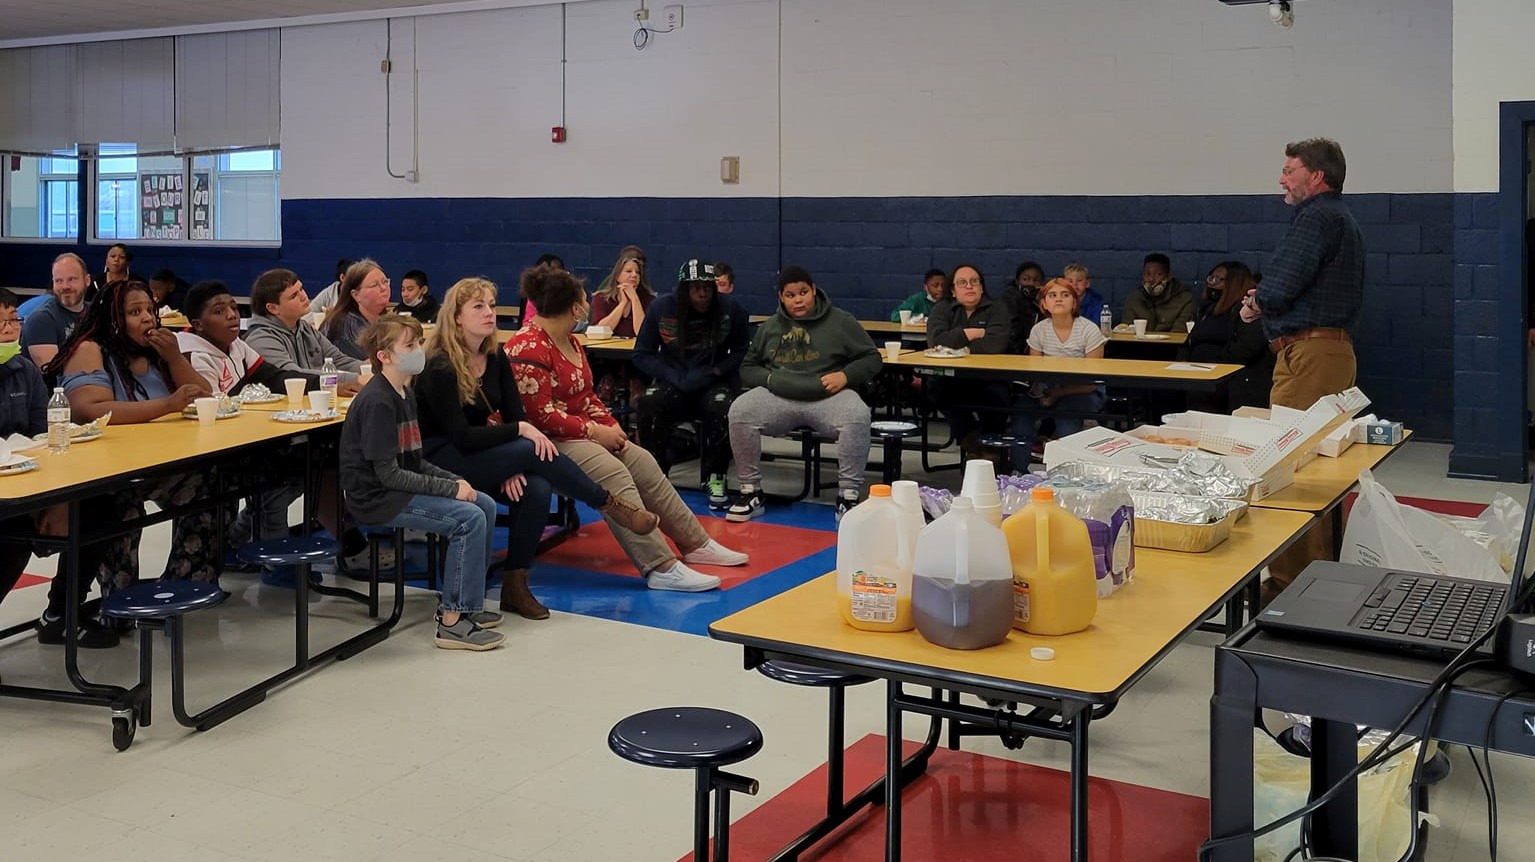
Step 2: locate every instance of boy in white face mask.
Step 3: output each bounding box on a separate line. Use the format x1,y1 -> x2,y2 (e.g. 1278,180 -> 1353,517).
339,313 -> 505,651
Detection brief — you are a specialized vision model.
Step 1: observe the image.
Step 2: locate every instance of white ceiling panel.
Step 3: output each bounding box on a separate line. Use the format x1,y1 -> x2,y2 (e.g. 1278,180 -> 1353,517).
0,0 -> 562,44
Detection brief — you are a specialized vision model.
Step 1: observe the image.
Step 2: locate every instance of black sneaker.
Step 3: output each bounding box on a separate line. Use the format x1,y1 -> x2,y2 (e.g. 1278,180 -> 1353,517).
835,491 -> 860,523
36,614 -> 121,649
725,486 -> 765,522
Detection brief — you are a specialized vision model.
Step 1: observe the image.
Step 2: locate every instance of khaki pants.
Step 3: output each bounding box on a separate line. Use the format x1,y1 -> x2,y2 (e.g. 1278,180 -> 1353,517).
555,439 -> 711,575
1263,338 -> 1358,603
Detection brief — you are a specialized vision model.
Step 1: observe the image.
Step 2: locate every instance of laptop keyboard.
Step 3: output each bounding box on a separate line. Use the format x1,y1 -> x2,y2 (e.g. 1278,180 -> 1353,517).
1353,576 -> 1504,644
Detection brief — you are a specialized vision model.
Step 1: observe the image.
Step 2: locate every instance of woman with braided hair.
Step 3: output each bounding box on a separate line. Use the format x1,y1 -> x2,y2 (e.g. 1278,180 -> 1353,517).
44,279 -> 223,591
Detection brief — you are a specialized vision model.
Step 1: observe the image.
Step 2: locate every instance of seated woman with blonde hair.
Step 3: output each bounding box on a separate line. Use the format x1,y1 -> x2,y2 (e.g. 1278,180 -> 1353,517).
505,266 -> 748,592
416,277 -> 661,618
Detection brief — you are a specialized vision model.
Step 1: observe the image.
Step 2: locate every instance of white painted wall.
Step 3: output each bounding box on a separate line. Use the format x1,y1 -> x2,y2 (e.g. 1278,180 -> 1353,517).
1453,0 -> 1535,193
272,0 -> 1453,199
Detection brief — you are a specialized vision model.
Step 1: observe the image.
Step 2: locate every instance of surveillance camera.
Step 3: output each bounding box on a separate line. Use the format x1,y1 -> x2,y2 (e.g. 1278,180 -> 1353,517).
1269,1 -> 1293,28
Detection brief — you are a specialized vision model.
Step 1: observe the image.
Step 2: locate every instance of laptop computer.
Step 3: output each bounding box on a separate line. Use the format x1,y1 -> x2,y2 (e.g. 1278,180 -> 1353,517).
1255,481 -> 1535,658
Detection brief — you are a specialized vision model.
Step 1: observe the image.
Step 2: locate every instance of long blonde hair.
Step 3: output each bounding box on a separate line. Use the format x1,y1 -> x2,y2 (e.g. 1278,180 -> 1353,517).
427,277 -> 499,404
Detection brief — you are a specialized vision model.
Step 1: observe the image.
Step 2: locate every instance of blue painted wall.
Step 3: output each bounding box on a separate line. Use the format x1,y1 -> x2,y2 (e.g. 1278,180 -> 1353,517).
0,192 -> 1455,441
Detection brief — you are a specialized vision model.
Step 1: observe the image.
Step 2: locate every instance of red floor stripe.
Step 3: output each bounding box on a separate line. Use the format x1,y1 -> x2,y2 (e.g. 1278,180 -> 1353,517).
675,734 -> 1208,862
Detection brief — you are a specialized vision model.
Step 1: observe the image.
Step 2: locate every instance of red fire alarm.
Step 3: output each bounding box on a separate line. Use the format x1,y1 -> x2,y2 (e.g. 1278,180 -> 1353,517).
551,126 -> 567,144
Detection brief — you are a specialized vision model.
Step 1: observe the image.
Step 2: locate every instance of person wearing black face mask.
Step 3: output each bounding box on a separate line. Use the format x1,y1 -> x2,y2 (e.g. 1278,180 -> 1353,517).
1121,252 -> 1195,332
1183,262 -> 1272,411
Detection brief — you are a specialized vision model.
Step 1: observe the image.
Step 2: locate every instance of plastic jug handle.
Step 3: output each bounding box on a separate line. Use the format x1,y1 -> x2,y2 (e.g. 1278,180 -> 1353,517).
1037,507 -> 1049,564
952,518 -> 970,629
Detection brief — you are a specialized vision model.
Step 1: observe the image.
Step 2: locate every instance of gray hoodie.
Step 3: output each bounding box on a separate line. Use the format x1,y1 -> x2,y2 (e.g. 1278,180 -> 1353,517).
245,314 -> 363,380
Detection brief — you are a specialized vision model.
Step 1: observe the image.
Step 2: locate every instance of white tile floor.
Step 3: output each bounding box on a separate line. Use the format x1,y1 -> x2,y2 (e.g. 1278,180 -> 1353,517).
1,439 -> 1531,861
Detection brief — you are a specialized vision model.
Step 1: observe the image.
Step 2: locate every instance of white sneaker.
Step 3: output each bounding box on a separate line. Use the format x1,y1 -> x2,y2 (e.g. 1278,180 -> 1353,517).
647,561 -> 722,592
683,539 -> 749,567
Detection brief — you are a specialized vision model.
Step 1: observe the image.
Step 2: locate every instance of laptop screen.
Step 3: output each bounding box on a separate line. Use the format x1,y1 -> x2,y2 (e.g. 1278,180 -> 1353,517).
1500,480 -> 1535,614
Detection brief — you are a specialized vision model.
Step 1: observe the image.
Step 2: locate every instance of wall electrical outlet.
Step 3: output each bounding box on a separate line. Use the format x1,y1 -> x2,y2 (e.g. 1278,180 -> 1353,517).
633,6 -> 649,22
664,4 -> 683,29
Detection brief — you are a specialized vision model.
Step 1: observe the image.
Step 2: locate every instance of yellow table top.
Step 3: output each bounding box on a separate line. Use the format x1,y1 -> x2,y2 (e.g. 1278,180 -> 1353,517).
887,350 -> 1242,383
710,507 -> 1312,701
495,305 -> 520,317
1108,329 -> 1188,346
1250,433 -> 1412,514
0,410 -> 341,505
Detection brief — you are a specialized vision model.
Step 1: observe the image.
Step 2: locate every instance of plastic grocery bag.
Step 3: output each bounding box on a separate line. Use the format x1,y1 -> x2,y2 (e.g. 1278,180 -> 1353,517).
1439,492 -> 1528,578
1253,729 -> 1434,862
1340,470 -> 1506,584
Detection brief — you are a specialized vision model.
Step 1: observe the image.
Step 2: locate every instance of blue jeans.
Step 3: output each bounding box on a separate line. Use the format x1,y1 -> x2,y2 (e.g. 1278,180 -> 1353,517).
1010,387 -> 1108,467
379,492 -> 497,613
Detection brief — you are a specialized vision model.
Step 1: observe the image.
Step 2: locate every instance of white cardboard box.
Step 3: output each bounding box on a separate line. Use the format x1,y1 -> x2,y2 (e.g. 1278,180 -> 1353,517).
1050,388 -> 1371,501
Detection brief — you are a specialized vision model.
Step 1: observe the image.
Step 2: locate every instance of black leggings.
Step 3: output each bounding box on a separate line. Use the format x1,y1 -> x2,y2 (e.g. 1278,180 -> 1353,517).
637,382 -> 734,476
425,438 -> 609,570
0,512 -> 111,617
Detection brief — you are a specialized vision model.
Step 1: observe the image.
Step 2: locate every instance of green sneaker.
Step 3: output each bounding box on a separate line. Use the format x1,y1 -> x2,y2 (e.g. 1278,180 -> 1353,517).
706,475 -> 729,510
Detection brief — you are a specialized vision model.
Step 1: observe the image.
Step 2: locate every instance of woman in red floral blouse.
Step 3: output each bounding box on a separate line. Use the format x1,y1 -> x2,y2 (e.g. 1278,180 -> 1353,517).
505,266 -> 749,592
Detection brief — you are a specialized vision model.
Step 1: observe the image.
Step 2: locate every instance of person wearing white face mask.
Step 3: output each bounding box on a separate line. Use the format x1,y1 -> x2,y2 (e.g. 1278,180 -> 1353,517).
339,314 -> 505,651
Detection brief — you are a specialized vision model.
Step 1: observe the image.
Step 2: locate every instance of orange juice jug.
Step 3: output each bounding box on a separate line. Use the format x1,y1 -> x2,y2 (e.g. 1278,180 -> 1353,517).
836,484 -> 915,631
1002,487 -> 1098,636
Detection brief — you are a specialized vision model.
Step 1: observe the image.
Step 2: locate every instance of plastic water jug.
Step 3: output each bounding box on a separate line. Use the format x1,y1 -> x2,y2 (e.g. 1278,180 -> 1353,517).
1002,487 -> 1098,636
836,484 -> 915,631
911,497 -> 1014,650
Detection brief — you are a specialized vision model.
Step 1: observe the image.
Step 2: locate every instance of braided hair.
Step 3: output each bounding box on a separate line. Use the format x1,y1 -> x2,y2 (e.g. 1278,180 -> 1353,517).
43,278 -> 168,400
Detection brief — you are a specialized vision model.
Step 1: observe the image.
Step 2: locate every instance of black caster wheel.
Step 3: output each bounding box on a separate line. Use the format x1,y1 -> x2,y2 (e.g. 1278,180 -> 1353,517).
112,715 -> 136,751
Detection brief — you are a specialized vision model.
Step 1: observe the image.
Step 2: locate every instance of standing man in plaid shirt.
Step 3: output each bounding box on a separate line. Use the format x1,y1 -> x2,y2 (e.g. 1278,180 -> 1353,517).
1240,137 -> 1365,604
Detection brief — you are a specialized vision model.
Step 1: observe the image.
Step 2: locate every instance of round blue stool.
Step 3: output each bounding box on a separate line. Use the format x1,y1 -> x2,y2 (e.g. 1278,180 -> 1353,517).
100,581 -> 226,750
609,707 -> 761,861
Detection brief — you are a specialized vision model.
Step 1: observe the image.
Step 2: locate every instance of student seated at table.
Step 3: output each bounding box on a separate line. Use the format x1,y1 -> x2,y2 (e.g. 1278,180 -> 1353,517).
927,264 -> 1012,451
341,315 -> 504,651
246,268 -> 365,383
22,253 -> 91,367
308,257 -> 354,316
43,279 -> 222,591
1061,262 -> 1105,327
398,269 -> 440,322
507,266 -> 746,592
631,260 -> 751,509
148,268 -> 191,313
417,277 -> 660,619
890,269 -> 947,322
1009,278 -> 1109,468
1121,253 -> 1195,332
1184,261 -> 1274,412
727,267 -> 883,522
713,261 -> 736,295
0,289 -> 119,648
323,259 -> 394,360
1001,261 -> 1046,354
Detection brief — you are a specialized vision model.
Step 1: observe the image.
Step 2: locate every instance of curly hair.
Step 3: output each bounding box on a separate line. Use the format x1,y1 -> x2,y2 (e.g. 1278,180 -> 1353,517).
43,279 -> 167,400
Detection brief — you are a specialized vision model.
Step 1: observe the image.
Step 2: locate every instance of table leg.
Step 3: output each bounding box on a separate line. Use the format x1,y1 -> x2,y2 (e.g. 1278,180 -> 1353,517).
885,679 -> 903,862
1208,648 -> 1259,862
1309,717 -> 1359,859
1069,710 -> 1090,862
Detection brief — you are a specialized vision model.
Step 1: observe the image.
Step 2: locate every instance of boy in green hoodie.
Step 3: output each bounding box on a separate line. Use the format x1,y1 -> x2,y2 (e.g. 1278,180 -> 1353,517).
727,267 -> 883,522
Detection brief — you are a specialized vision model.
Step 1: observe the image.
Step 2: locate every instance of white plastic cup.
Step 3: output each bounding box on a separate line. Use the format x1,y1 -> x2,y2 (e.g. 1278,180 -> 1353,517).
1133,319 -> 1148,337
885,340 -> 902,362
193,397 -> 218,426
284,378 -> 307,407
898,309 -> 913,326
308,391 -> 333,415
960,458 -> 999,503
1186,320 -> 1195,333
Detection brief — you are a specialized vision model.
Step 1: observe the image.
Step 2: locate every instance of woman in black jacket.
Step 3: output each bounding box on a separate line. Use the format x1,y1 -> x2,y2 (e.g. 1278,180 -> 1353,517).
1185,261 -> 1273,412
925,263 -> 1012,449
417,278 -> 659,619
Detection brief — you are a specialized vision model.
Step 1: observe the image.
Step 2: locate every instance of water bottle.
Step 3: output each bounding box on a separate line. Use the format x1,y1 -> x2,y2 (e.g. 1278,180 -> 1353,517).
47,387 -> 71,454
1099,305 -> 1113,337
320,357 -> 339,405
